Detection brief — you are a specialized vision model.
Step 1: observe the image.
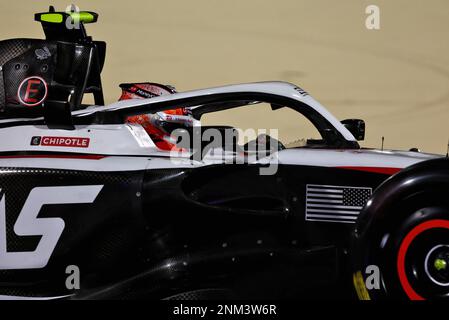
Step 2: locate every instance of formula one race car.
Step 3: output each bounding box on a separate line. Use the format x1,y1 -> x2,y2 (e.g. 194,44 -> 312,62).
0,7 -> 447,300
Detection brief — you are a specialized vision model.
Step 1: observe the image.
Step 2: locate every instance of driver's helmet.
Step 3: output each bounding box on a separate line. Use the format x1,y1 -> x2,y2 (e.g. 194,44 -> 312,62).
119,83 -> 195,151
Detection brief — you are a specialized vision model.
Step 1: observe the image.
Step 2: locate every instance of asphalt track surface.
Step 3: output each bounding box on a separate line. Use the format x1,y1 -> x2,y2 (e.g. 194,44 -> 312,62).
1,0 -> 448,154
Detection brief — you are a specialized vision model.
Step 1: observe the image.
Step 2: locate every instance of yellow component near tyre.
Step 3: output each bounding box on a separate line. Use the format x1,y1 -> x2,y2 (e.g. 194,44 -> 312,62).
353,271 -> 371,300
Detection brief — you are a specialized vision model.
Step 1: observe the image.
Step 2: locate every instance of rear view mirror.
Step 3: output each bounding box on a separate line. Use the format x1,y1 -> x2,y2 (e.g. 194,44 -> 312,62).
341,119 -> 365,141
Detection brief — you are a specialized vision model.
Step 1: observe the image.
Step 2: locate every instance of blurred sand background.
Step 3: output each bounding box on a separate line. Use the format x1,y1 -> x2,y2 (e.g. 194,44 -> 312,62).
0,0 -> 448,154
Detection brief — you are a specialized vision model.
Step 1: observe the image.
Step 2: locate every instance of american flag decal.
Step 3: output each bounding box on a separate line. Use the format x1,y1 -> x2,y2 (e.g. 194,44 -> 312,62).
305,184 -> 372,223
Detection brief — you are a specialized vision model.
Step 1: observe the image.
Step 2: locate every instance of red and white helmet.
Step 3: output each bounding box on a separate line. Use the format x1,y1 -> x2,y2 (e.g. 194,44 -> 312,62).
119,82 -> 196,150
119,82 -> 177,100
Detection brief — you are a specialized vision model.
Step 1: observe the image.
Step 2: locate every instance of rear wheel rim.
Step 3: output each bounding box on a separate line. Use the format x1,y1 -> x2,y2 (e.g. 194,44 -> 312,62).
424,244 -> 449,287
397,219 -> 449,300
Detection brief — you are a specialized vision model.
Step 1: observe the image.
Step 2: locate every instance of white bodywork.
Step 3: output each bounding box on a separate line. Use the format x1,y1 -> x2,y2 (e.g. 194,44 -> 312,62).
0,81 -> 441,172
0,148 -> 438,172
276,148 -> 438,169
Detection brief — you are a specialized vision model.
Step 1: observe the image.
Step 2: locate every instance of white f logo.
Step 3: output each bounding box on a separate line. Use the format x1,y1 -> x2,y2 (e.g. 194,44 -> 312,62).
0,185 -> 103,270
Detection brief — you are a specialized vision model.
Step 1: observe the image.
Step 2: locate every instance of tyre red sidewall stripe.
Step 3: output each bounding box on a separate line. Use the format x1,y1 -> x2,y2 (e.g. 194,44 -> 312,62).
397,219 -> 449,300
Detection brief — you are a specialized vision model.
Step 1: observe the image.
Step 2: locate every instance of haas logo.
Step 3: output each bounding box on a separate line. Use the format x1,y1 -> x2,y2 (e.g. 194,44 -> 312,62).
17,76 -> 48,107
0,185 -> 103,270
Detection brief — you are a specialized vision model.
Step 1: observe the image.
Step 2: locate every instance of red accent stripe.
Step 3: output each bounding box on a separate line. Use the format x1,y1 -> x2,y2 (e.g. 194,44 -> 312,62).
337,166 -> 402,175
397,219 -> 449,300
0,155 -> 105,160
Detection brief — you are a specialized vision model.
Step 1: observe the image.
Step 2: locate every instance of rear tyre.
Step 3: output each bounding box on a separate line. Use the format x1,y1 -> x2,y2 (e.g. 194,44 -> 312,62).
353,206 -> 449,300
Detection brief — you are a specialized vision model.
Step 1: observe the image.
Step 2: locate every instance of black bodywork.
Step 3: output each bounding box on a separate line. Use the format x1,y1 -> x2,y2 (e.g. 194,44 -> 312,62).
0,162 -> 391,299
0,6 -> 105,129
